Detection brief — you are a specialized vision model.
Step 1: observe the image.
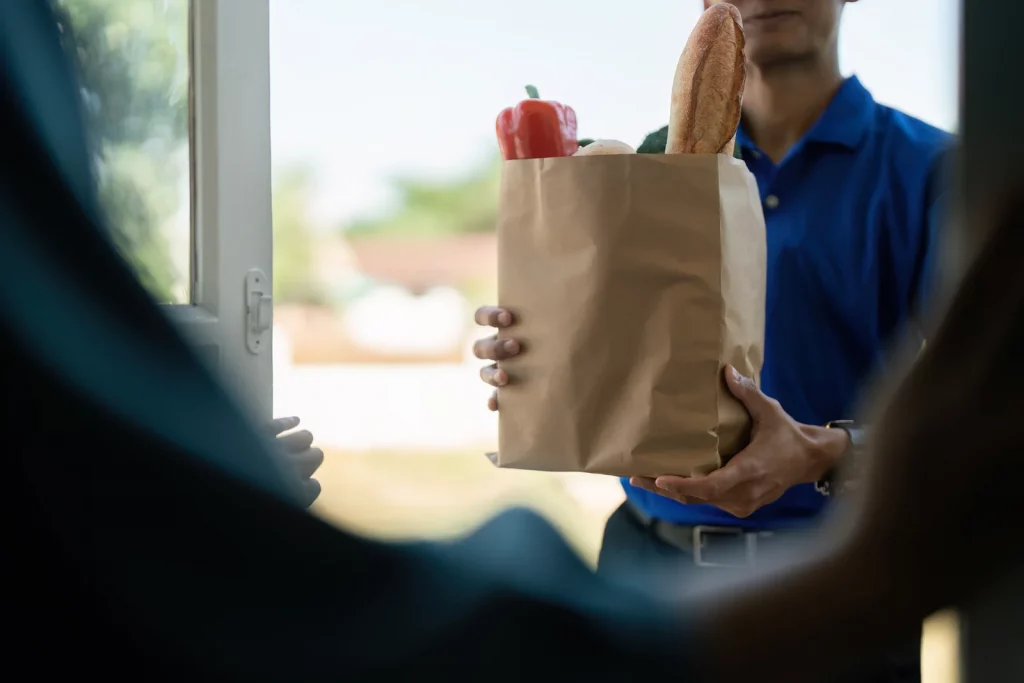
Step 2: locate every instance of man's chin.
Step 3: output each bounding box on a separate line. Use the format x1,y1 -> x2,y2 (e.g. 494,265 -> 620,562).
747,45 -> 817,70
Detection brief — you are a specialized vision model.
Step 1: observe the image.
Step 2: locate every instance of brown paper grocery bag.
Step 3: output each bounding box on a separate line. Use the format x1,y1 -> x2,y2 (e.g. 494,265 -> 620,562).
490,153 -> 766,478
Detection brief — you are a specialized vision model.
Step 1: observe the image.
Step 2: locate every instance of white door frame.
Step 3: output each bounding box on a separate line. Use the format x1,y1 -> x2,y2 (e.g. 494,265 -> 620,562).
166,0 -> 274,422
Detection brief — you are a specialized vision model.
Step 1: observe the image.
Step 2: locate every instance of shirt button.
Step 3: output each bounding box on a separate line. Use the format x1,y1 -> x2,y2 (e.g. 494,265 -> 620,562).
765,194 -> 780,210
751,150 -> 762,160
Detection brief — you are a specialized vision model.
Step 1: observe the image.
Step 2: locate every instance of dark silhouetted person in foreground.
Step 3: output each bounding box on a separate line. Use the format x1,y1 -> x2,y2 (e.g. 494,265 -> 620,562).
2,1 -> 1022,681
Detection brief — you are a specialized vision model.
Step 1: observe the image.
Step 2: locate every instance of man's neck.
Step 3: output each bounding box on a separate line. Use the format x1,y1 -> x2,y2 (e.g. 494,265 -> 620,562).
741,57 -> 844,164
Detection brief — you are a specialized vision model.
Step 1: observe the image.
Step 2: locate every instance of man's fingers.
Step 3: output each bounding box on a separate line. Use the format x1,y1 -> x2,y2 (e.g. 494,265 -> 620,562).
487,390 -> 499,412
291,447 -> 325,479
631,476 -> 658,489
630,477 -> 700,504
655,463 -> 745,501
652,474 -> 707,497
268,416 -> 300,436
724,365 -> 778,423
278,429 -> 314,453
479,364 -> 508,387
474,306 -> 514,328
472,335 -> 521,361
632,476 -> 668,497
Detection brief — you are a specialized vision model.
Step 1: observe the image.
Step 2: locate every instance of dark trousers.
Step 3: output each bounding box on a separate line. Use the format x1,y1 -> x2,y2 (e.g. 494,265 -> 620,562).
597,502 -> 922,683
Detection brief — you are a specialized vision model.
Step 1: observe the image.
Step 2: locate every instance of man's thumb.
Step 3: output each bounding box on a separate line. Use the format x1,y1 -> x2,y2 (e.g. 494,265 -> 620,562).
724,365 -> 774,422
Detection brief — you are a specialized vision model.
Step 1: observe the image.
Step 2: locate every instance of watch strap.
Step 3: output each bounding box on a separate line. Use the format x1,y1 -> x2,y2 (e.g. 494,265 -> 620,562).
815,420 -> 864,496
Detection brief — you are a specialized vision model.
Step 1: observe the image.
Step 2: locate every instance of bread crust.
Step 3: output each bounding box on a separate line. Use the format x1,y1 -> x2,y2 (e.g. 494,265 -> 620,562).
666,3 -> 746,155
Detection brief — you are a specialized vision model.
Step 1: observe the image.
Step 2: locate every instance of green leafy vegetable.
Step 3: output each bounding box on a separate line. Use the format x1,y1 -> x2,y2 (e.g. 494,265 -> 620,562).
637,125 -> 668,154
577,138 -> 595,148
637,124 -> 745,159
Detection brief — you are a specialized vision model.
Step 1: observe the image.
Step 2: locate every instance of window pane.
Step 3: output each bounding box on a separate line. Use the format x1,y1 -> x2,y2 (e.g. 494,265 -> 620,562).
56,0 -> 192,304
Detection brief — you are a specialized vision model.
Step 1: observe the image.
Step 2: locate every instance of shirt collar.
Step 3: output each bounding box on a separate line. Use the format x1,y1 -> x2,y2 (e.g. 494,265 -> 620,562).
736,75 -> 875,153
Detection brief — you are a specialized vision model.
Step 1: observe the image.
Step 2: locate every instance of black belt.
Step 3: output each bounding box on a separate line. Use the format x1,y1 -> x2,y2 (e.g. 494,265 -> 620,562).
625,501 -> 783,568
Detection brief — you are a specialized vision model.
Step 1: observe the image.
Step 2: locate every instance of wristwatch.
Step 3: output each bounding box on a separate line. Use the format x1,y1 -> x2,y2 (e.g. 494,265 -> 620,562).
815,420 -> 867,497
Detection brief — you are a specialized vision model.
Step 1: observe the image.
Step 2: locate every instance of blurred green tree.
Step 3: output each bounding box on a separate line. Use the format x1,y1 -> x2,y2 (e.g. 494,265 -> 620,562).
272,165 -> 324,304
344,156 -> 501,238
54,0 -> 189,302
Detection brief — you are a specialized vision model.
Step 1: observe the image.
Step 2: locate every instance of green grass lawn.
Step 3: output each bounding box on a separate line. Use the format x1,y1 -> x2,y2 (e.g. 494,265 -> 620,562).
311,448 -> 620,567
312,448 -> 959,683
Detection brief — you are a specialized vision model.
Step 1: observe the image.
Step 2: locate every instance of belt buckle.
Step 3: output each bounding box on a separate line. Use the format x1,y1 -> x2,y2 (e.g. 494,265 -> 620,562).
692,525 -> 756,568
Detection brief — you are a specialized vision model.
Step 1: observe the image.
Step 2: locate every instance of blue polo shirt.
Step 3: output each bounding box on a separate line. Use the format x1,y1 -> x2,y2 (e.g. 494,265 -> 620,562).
622,76 -> 953,530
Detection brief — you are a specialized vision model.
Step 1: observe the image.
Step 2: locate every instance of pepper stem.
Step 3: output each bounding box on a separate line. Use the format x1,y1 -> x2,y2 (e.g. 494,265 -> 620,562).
525,85 -> 540,99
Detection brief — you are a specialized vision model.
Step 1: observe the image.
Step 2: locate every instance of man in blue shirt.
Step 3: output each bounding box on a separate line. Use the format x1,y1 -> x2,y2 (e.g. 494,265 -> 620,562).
475,1 -> 950,679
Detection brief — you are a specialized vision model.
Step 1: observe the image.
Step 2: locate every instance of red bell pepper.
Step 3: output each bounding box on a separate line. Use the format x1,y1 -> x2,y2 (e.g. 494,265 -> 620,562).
496,85 -> 579,160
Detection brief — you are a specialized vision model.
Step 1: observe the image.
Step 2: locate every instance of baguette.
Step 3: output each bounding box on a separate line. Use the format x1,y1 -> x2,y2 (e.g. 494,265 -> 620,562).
666,3 -> 746,155
573,139 -> 636,156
